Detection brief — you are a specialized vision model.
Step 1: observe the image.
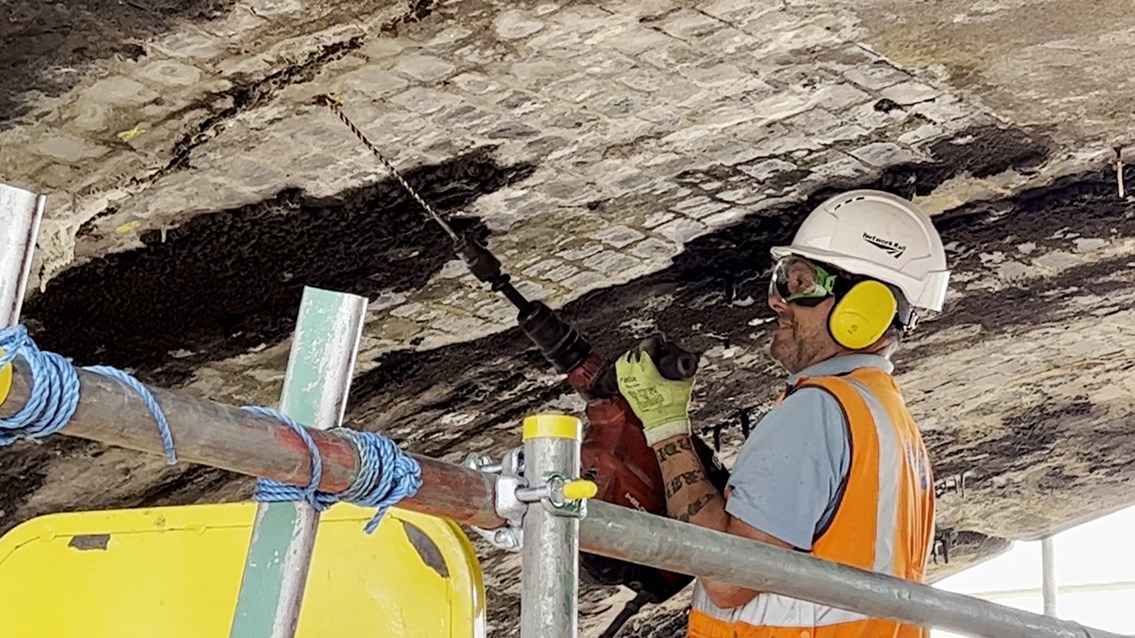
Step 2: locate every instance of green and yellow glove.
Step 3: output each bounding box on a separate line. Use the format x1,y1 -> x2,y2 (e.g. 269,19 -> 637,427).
615,339 -> 694,446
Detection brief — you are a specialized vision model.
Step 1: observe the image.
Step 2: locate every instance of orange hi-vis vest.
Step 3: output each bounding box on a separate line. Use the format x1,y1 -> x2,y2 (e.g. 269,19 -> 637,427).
688,366 -> 935,638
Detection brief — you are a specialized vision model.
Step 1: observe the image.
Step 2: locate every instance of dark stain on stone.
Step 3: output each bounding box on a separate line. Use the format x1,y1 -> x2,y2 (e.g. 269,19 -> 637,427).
347,124 -> 1061,441
68,533 -> 110,550
22,148 -> 536,387
928,399 -> 1091,479
401,519 -> 450,578
0,0 -> 234,127
927,124 -> 1052,179
873,98 -> 903,113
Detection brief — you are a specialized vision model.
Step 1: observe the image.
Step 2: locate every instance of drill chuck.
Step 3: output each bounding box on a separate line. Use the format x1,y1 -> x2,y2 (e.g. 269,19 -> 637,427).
518,301 -> 592,374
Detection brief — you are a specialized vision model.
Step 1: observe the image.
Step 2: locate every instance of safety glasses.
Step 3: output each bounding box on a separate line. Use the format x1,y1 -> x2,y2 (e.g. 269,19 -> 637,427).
768,256 -> 837,306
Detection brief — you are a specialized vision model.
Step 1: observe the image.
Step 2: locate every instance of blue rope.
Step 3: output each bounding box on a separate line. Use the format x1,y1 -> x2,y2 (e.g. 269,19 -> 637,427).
250,405 -> 422,534
0,323 -> 421,532
0,325 -> 176,463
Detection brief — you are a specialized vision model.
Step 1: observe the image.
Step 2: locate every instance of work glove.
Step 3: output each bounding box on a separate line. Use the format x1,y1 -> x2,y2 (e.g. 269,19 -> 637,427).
615,336 -> 695,446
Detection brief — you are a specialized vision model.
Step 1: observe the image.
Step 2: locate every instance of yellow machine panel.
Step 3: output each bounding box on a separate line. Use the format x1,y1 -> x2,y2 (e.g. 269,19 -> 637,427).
0,502 -> 485,638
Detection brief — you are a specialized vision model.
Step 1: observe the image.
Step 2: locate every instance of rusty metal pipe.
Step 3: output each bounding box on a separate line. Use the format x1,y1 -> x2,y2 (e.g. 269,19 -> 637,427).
0,361 -> 504,529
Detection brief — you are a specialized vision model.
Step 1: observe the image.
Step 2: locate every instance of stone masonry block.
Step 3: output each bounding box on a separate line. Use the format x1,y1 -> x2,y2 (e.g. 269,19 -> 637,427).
522,259 -> 561,278
808,150 -> 873,180
549,4 -> 613,35
678,59 -> 751,89
644,211 -> 676,228
395,54 -> 457,82
388,87 -> 463,114
696,26 -> 762,56
590,92 -> 645,118
434,104 -> 497,130
543,264 -> 580,282
36,134 -> 109,162
333,66 -> 409,97
810,82 -> 874,112
428,26 -> 475,48
544,74 -> 609,103
577,50 -> 641,78
849,142 -> 920,167
911,95 -> 972,124
584,250 -> 642,275
698,0 -> 771,23
898,124 -> 945,146
510,60 -> 563,86
557,244 -> 603,261
880,81 -> 941,106
842,62 -> 911,91
639,40 -> 702,70
703,207 -> 749,227
361,37 -> 410,61
660,9 -> 726,40
671,195 -> 730,219
561,270 -> 609,292
738,158 -> 797,182
494,10 -> 546,40
138,60 -> 202,87
655,217 -> 707,243
596,224 -> 647,249
450,72 -> 507,98
524,29 -> 587,59
603,26 -> 678,57
86,76 -> 160,106
715,183 -> 769,205
631,237 -> 683,261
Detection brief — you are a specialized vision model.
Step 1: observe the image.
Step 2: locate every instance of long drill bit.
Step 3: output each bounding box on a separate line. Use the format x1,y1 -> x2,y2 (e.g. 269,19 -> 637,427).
313,93 -> 459,242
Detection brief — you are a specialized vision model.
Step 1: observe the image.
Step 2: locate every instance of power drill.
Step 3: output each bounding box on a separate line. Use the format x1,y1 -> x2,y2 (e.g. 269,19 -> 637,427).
312,94 -> 732,624
454,232 -> 731,614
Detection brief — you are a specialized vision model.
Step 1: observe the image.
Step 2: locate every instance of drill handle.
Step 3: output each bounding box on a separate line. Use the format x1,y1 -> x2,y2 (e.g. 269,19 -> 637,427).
641,334 -> 699,381
587,334 -> 699,399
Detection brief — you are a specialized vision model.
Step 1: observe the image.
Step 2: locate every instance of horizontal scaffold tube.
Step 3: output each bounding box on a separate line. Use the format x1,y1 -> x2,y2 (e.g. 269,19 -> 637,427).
579,501 -> 1126,638
2,359 -> 1126,638
0,361 -> 504,529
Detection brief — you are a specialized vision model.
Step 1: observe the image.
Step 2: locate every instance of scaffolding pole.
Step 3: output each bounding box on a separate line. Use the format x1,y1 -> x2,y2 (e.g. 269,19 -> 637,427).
0,361 -> 504,529
0,183 -> 46,326
1042,535 -> 1058,617
228,287 -> 367,638
519,415 -> 583,638
0,362 -> 1127,638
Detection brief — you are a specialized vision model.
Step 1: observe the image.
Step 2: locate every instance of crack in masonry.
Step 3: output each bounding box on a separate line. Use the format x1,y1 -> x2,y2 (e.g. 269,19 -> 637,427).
73,0 -> 442,236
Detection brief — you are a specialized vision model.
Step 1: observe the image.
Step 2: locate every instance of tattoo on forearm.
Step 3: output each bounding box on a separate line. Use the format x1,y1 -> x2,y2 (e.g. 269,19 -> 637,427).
679,493 -> 719,522
667,469 -> 706,498
655,436 -> 694,462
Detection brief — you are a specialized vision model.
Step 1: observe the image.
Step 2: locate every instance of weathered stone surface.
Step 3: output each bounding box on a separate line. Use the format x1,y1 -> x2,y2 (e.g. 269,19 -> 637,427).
4,0 -> 1135,636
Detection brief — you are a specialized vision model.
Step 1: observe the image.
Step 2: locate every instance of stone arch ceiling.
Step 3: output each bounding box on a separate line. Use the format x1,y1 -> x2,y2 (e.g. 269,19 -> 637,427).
2,0 -> 1135,635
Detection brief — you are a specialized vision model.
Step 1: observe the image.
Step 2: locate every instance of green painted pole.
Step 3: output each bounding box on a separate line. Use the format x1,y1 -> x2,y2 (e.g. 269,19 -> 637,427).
228,286 -> 367,638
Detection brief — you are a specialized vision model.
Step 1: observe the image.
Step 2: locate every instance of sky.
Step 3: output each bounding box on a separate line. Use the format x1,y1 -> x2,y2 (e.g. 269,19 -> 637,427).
930,504 -> 1135,637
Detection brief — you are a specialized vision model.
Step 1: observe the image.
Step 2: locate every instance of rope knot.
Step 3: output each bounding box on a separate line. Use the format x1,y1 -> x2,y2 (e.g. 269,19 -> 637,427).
249,406 -> 422,533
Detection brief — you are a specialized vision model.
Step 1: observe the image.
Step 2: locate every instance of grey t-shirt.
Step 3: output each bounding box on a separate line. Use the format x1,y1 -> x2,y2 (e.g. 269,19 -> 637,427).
724,354 -> 894,551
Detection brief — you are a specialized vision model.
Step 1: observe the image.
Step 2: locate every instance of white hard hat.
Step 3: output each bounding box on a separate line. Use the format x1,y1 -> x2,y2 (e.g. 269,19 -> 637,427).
770,190 -> 950,313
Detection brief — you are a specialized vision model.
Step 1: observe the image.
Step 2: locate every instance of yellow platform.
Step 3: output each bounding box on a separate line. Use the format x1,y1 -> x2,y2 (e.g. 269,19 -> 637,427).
0,502 -> 485,638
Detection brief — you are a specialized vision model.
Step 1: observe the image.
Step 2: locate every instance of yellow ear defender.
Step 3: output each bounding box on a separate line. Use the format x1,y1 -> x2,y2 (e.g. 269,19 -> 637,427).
828,280 -> 898,350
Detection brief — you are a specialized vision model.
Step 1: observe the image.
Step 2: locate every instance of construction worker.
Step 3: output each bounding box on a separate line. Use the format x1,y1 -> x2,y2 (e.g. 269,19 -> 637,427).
616,189 -> 951,637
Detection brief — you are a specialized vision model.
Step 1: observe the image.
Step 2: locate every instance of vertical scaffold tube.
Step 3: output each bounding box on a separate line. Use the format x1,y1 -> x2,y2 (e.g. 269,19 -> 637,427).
0,182 -> 46,327
520,414 -> 582,638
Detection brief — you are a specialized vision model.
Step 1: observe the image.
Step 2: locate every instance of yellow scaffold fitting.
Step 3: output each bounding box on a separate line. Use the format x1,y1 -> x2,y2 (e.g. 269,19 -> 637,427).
562,479 -> 598,501
522,414 -> 581,441
0,352 -> 12,406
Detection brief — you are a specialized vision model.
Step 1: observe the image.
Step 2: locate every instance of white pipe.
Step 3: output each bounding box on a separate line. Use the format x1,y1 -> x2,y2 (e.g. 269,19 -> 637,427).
0,182 -> 46,326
